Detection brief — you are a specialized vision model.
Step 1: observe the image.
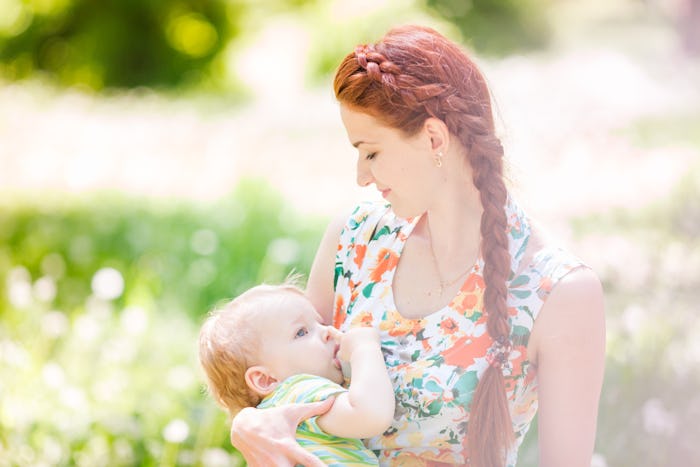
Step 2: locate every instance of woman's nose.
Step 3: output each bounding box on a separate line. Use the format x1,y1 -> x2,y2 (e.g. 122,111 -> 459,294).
356,157 -> 373,187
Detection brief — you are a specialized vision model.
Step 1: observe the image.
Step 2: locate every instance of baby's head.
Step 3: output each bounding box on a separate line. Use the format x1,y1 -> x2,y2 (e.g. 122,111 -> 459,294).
198,282 -> 343,416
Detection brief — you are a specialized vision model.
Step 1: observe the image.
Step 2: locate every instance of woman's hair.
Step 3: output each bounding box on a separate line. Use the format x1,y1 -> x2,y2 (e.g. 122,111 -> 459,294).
198,282 -> 305,417
334,25 -> 513,467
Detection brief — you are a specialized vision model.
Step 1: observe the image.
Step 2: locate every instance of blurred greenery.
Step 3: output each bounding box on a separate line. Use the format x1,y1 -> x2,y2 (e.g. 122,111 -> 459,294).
567,166 -> 700,466
0,179 -> 327,465
0,178 -> 326,320
0,0 -> 556,92
425,0 -> 553,55
0,0 -> 321,91
0,0 -> 236,90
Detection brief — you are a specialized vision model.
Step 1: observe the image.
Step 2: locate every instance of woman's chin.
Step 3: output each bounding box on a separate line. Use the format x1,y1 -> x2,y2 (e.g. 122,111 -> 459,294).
390,204 -> 422,220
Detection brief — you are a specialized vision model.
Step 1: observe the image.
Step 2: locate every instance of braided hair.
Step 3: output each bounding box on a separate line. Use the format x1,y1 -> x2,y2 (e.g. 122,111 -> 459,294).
334,25 -> 513,467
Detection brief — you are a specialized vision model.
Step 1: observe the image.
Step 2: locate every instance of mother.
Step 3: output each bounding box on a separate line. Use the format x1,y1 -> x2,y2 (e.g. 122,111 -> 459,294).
231,25 -> 605,467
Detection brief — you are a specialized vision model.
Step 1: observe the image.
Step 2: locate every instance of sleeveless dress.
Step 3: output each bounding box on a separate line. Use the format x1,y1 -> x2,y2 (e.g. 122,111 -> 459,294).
332,196 -> 586,467
258,374 -> 380,466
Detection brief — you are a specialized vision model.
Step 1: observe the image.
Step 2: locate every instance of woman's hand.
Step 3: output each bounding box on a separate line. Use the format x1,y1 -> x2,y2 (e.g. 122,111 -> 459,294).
230,398 -> 335,467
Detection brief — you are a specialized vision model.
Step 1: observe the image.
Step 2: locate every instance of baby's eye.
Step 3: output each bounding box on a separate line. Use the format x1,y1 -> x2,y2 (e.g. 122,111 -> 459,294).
366,152 -> 377,160
295,327 -> 308,338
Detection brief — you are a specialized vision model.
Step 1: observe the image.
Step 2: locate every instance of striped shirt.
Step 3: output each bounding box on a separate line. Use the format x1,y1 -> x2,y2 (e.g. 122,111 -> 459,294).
258,374 -> 379,466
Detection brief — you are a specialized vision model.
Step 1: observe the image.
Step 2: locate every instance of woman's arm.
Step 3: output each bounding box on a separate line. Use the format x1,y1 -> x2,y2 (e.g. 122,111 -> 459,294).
531,267 -> 606,467
230,397 -> 334,467
317,328 -> 394,439
307,214 -> 347,324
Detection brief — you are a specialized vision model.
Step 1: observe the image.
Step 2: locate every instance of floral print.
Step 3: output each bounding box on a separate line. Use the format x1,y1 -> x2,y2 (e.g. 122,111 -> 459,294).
332,197 -> 585,467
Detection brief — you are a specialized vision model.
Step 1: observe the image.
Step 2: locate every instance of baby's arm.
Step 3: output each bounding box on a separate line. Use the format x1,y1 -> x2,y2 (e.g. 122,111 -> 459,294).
316,327 -> 394,439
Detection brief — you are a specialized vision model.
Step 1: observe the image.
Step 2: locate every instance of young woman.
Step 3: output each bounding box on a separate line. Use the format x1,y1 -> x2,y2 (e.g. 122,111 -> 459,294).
230,25 -> 605,467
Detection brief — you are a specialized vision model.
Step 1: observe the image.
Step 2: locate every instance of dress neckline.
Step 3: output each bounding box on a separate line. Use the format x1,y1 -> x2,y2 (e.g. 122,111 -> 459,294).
385,195 -> 531,323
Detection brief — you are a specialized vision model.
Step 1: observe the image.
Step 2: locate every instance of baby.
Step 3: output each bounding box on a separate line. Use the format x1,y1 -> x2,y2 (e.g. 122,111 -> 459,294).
198,282 -> 394,466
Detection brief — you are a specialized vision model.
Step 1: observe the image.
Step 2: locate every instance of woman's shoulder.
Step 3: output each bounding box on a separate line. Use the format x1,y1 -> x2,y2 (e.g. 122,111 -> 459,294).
335,201 -> 407,245
342,201 -> 393,232
519,218 -> 588,283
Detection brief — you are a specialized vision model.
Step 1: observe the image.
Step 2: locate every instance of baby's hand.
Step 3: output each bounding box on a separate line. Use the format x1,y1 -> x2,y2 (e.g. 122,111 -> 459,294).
337,327 -> 380,362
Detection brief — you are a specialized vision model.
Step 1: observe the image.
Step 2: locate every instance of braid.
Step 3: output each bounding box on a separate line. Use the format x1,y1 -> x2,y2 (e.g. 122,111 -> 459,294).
466,132 -> 514,467
334,25 -> 515,467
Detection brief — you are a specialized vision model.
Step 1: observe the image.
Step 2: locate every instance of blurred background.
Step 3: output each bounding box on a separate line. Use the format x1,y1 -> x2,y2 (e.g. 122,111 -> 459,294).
0,0 -> 699,466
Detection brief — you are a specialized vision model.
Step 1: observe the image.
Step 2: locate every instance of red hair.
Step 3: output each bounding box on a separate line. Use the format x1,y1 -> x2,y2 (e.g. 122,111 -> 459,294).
334,25 -> 513,467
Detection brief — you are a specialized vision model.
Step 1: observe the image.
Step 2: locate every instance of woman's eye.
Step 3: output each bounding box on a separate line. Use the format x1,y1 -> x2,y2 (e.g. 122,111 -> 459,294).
366,152 -> 377,160
295,327 -> 308,338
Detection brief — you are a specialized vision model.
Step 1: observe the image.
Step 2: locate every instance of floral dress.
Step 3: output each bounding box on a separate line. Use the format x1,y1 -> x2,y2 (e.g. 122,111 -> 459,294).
332,196 -> 585,467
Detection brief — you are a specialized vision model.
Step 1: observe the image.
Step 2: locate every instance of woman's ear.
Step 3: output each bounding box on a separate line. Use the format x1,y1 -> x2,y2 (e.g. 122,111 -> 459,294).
423,117 -> 450,154
244,366 -> 280,396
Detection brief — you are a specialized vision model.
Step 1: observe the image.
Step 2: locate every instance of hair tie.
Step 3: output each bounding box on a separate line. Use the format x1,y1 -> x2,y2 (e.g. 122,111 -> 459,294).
486,335 -> 512,374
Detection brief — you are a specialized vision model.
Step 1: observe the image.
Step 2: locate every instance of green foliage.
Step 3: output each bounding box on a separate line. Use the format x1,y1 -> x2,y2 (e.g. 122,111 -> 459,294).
303,1 -> 435,83
0,179 -> 326,320
0,180 -> 328,465
0,0 -> 554,91
0,278 -> 240,465
0,0 -> 237,89
425,0 -> 553,55
0,0 -> 319,91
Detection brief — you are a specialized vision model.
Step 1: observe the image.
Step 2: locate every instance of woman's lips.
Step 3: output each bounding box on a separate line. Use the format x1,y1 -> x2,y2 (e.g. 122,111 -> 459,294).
380,189 -> 391,199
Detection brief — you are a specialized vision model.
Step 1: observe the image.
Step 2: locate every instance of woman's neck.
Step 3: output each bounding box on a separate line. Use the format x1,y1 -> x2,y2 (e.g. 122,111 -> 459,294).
424,165 -> 483,243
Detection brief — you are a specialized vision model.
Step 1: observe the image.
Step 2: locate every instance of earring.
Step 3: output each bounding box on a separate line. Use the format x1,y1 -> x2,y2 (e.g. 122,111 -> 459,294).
434,151 -> 443,168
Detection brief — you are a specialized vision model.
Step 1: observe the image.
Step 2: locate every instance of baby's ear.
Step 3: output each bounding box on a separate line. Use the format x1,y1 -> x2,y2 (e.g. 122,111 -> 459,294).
244,366 -> 280,396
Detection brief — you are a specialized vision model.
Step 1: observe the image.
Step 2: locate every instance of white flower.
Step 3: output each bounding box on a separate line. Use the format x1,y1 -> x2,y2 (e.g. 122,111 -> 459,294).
163,419 -> 189,443
33,276 -> 57,302
202,448 -> 233,467
120,306 -> 149,335
42,362 -> 66,388
41,310 -> 69,338
74,314 -> 101,342
91,267 -> 124,300
7,266 -> 32,308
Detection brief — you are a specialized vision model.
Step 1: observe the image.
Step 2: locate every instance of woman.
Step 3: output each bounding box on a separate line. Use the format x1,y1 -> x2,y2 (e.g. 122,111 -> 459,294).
231,25 -> 605,467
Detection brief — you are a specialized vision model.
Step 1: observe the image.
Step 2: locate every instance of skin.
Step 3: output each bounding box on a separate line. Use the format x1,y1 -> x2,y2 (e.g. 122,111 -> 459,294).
244,293 -> 345,388
242,292 -> 394,446
232,106 -> 606,467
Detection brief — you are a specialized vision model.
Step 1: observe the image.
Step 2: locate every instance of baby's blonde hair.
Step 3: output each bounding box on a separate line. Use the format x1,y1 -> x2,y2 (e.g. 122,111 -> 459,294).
198,280 -> 305,417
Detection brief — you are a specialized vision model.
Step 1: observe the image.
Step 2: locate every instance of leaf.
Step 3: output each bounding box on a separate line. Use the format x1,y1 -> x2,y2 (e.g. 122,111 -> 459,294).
510,289 -> 532,299
509,274 -> 530,288
425,380 -> 443,393
372,225 -> 391,240
452,371 -> 478,407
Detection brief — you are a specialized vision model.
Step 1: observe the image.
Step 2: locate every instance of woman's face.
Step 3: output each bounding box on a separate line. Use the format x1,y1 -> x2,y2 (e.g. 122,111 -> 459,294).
339,104 -> 439,218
